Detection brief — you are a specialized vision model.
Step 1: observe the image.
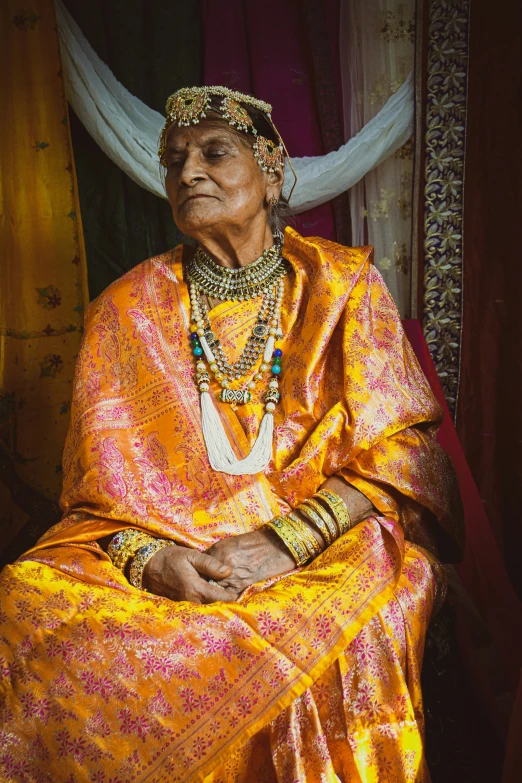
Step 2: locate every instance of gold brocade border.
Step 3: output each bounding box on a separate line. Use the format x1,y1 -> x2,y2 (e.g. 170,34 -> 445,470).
418,0 -> 470,416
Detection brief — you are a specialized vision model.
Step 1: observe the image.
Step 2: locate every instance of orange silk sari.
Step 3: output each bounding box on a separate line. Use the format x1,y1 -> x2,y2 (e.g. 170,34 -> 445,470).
0,228 -> 462,782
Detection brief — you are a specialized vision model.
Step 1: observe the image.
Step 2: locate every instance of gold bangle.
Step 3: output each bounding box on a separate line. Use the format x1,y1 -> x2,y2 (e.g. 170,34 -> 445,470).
108,529 -> 155,572
108,529 -> 152,570
267,517 -> 310,566
301,498 -> 338,543
285,512 -> 323,559
129,539 -> 176,591
298,500 -> 336,546
315,489 -> 352,536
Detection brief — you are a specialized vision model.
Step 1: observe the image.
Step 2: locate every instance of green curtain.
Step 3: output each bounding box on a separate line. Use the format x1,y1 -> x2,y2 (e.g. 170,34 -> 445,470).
64,0 -> 203,301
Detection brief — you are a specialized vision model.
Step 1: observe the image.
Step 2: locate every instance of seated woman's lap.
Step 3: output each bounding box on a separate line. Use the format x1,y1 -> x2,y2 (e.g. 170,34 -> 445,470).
0,538 -> 436,783
204,544 -> 436,783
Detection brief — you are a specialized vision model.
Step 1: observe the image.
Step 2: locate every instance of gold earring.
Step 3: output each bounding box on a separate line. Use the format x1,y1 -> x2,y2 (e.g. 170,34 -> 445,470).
269,196 -> 279,207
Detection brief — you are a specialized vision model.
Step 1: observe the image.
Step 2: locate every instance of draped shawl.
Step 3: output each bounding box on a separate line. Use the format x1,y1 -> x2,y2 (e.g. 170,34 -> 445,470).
0,228 -> 463,781
36,227 -> 462,553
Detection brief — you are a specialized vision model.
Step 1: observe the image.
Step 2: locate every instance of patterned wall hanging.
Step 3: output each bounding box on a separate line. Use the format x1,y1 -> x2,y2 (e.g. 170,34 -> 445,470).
415,0 -> 471,417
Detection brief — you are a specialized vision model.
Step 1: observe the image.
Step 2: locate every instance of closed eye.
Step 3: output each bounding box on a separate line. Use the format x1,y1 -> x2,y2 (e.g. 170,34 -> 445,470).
206,149 -> 227,161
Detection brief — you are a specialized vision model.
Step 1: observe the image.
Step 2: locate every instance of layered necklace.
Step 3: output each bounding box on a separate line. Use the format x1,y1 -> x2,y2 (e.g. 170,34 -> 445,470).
187,242 -> 287,475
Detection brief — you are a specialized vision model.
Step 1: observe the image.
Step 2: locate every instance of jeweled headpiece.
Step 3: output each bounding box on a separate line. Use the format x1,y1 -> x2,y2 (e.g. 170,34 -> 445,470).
158,86 -> 297,199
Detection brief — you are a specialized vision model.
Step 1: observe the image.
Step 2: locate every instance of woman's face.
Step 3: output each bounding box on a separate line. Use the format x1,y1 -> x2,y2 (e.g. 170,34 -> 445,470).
163,121 -> 281,239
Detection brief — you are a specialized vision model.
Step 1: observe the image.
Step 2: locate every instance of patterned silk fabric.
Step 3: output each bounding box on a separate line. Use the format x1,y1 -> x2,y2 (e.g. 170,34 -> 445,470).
0,229 -> 462,782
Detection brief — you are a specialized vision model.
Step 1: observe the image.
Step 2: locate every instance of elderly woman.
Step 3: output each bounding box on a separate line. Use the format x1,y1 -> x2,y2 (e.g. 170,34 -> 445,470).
0,87 -> 462,782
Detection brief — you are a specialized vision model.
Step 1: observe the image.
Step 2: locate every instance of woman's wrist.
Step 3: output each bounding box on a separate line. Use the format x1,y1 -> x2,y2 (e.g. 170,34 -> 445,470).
261,526 -> 297,567
321,476 -> 374,525
287,509 -> 326,549
105,528 -> 177,591
129,539 -> 176,591
266,487 -> 358,567
265,505 -> 329,567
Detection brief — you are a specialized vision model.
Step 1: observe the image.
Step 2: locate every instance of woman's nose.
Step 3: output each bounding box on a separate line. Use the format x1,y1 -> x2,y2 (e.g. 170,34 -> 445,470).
179,152 -> 206,186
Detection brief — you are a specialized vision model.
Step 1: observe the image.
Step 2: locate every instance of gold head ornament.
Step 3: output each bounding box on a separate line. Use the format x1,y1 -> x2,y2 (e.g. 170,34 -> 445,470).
158,86 -> 297,201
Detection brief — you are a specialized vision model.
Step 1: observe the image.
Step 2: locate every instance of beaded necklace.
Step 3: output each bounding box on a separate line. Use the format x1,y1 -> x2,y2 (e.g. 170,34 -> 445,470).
186,243 -> 286,475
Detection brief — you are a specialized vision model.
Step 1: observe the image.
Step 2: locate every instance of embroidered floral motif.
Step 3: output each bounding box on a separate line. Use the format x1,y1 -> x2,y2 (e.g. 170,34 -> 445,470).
12,9 -> 40,30
379,6 -> 415,43
36,284 -> 62,309
39,353 -> 64,378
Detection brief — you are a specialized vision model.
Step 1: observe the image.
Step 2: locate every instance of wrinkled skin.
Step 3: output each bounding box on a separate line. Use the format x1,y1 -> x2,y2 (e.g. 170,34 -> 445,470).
163,119 -> 283,269
143,529 -> 296,604
143,545 -> 238,604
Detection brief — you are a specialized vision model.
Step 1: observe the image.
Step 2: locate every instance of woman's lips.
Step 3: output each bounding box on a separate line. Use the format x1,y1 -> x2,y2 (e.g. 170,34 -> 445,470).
182,194 -> 213,204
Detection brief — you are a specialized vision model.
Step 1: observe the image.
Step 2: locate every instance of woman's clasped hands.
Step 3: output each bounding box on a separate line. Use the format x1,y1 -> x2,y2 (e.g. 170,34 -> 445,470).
143,529 -> 296,605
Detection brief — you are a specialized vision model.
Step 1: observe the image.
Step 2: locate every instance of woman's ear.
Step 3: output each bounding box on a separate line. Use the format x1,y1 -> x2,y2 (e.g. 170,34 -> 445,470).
265,167 -> 285,201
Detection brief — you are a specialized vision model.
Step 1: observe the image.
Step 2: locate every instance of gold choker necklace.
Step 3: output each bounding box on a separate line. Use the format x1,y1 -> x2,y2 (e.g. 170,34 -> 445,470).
187,242 -> 287,301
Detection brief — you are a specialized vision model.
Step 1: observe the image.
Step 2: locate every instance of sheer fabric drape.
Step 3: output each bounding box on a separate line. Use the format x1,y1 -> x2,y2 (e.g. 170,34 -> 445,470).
341,0 -> 415,317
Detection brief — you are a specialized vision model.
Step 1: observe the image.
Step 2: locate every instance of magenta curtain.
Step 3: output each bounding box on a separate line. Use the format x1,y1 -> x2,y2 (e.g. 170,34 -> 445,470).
203,0 -> 339,240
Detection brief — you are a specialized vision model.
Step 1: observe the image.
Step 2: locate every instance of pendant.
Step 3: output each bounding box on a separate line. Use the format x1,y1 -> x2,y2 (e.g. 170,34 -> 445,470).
219,389 -> 251,405
253,323 -> 269,338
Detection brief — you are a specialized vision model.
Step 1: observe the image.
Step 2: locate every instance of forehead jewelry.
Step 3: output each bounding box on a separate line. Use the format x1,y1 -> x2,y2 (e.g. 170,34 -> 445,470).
158,85 -> 297,201
166,88 -> 212,127
220,95 -> 255,133
253,137 -> 284,173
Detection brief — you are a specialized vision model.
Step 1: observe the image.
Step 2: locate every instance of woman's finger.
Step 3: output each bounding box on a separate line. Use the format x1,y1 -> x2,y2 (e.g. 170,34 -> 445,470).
194,579 -> 239,604
198,579 -> 238,604
188,550 -> 232,580
199,585 -> 238,604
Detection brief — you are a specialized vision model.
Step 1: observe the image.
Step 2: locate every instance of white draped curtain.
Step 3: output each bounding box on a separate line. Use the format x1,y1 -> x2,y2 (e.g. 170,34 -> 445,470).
341,0 -> 415,316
